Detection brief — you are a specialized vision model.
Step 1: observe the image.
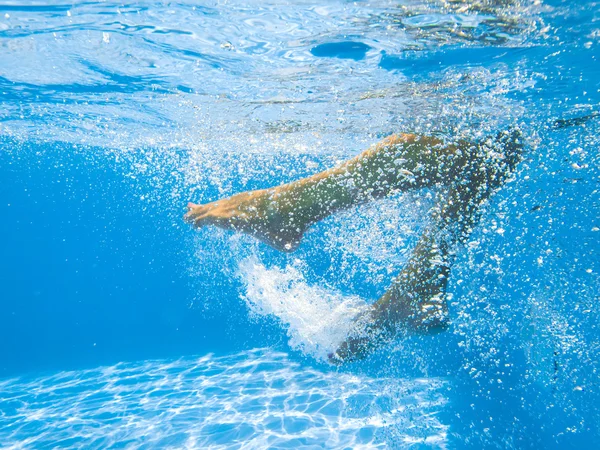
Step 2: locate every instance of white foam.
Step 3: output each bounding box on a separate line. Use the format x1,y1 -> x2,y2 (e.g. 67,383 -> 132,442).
239,256 -> 369,361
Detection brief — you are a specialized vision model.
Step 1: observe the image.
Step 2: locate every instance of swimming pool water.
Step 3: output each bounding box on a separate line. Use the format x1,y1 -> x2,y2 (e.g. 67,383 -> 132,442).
1,0 -> 599,448
0,349 -> 449,448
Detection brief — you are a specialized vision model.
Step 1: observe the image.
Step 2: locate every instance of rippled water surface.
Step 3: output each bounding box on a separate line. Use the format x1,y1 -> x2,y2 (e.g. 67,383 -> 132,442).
1,0 -> 599,448
0,0 -> 559,144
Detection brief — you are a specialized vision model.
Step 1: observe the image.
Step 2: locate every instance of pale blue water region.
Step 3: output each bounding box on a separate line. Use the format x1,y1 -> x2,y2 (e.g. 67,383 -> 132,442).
0,0 -> 599,448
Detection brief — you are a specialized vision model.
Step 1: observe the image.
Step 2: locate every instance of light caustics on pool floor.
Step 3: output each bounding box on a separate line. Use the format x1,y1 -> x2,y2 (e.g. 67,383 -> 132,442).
0,349 -> 448,449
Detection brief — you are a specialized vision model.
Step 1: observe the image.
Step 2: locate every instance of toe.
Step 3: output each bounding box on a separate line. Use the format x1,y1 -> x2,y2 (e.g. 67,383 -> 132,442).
187,202 -> 197,211
184,203 -> 204,224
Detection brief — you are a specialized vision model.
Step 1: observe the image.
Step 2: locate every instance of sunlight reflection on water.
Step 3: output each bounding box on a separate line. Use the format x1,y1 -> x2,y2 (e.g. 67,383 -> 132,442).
0,349 -> 448,449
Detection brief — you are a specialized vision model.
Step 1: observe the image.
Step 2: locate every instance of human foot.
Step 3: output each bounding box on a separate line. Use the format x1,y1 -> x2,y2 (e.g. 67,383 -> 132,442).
328,309 -> 386,365
184,189 -> 310,252
329,287 -> 451,364
329,130 -> 524,364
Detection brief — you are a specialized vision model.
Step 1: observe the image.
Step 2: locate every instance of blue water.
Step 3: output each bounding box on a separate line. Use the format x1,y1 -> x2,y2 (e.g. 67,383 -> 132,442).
0,0 -> 598,448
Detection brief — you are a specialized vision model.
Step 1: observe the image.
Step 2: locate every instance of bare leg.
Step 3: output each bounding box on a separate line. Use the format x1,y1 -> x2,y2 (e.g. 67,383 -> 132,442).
185,133 -> 477,251
330,129 -> 524,363
184,128 -> 523,362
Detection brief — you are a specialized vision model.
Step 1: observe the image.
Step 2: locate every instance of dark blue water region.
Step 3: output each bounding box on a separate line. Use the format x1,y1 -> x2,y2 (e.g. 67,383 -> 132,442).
378,46 -> 533,73
382,45 -> 598,99
311,41 -> 372,60
309,40 -> 599,105
0,138 -> 285,377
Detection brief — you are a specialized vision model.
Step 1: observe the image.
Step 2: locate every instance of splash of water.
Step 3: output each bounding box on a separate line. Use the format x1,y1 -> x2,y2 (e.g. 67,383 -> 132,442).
238,256 -> 369,361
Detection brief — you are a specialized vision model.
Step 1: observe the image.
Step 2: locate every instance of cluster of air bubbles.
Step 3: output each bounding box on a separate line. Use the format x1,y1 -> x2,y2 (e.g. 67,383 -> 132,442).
238,256 -> 369,361
321,193 -> 434,290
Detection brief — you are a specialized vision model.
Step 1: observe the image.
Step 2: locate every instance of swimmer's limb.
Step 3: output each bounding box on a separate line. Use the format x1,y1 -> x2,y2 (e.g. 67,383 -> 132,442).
329,227 -> 451,364
185,133 -> 477,251
330,129 -> 525,364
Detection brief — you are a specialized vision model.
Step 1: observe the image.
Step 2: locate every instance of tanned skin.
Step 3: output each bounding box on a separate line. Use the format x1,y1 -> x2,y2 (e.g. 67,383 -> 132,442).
185,130 -> 523,363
